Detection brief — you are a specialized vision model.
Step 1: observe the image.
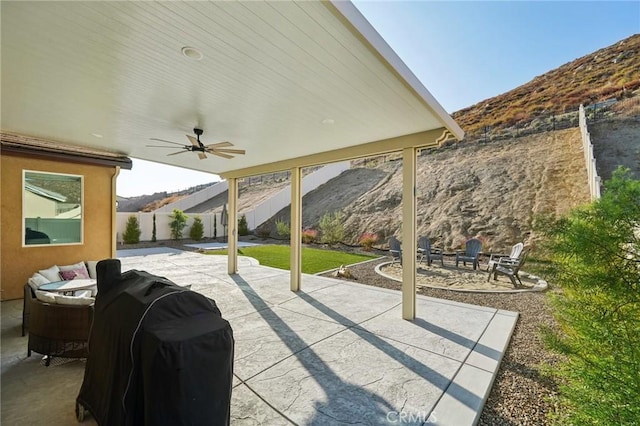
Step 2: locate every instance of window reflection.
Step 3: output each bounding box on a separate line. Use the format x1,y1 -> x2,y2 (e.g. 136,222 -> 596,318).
23,171 -> 83,245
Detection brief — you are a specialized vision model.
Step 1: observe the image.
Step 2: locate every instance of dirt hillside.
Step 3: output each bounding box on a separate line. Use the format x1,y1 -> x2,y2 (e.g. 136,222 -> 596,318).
263,126 -> 597,252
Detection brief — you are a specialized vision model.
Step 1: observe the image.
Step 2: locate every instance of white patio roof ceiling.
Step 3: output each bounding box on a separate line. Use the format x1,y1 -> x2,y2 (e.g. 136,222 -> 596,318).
1,1 -> 463,178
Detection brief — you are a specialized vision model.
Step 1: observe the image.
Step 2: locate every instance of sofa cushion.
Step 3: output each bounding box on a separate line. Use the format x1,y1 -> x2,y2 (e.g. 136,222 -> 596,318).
54,294 -> 95,306
86,261 -> 99,280
58,261 -> 90,279
38,265 -> 61,282
28,272 -> 50,293
35,290 -> 57,304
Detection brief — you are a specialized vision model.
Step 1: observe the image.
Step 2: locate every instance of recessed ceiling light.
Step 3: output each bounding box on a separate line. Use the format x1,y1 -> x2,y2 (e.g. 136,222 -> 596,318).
321,118 -> 335,125
91,133 -> 103,138
181,46 -> 203,61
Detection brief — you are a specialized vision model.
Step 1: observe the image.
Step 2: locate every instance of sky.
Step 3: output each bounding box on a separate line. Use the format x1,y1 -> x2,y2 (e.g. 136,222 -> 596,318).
117,1 -> 640,198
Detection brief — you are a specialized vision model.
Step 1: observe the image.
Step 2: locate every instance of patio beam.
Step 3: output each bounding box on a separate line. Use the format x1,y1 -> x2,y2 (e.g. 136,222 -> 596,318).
401,147 -> 417,320
290,167 -> 302,291
221,128 -> 451,179
227,178 -> 238,274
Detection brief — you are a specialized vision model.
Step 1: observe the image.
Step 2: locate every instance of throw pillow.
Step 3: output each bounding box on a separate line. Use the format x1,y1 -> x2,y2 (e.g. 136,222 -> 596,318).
59,268 -> 90,281
86,261 -> 99,280
58,261 -> 90,279
38,265 -> 61,282
35,290 -> 57,304
28,272 -> 50,293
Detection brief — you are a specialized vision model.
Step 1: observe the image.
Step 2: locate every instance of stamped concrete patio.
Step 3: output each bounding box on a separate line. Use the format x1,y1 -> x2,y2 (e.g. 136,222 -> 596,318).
1,248 -> 517,425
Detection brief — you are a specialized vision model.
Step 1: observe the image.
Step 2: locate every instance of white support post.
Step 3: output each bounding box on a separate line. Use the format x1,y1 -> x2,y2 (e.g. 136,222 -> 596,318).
401,148 -> 417,320
227,178 -> 238,274
290,167 -> 302,291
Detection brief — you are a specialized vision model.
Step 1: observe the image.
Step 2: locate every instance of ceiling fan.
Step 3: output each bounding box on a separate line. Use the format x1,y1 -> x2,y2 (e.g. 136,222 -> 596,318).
147,128 -> 245,160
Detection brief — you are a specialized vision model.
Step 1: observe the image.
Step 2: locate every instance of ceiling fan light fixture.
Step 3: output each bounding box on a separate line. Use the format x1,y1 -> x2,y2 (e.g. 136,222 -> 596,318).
181,46 -> 203,61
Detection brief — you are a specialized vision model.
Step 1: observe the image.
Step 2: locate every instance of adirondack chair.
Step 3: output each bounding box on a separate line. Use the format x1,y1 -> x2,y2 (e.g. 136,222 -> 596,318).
417,236 -> 444,266
486,242 -> 524,271
488,250 -> 529,287
389,237 -> 402,265
455,238 -> 483,269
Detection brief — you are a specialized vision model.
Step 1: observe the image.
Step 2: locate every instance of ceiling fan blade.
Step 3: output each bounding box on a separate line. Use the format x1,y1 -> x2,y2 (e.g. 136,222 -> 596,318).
167,150 -> 190,156
186,135 -> 200,147
146,144 -> 188,149
198,152 -> 207,160
208,150 -> 234,159
149,138 -> 185,146
213,148 -> 246,155
206,141 -> 233,149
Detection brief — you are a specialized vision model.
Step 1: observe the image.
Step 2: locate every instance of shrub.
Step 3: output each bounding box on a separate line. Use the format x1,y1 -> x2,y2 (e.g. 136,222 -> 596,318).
169,209 -> 188,240
275,219 -> 290,238
540,167 -> 640,425
238,214 -> 249,236
255,224 -> 271,239
189,216 -> 204,241
122,215 -> 141,244
319,211 -> 345,246
358,232 -> 378,251
151,214 -> 157,242
301,228 -> 318,244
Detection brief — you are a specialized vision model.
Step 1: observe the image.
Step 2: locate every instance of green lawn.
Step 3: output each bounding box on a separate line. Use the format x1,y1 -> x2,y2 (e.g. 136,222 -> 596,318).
204,245 -> 378,274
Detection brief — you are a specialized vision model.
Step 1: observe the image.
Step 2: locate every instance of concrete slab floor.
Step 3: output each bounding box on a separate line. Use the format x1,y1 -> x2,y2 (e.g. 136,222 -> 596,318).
1,250 -> 518,425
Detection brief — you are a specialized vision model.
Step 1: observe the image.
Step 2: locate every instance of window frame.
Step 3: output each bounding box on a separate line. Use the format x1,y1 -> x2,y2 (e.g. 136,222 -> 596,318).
22,169 -> 84,247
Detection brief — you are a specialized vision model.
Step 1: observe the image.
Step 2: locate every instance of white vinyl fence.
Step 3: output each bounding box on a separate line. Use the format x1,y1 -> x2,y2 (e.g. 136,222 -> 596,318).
116,212 -> 226,243
154,180 -> 228,212
579,104 -> 602,200
242,161 -> 350,230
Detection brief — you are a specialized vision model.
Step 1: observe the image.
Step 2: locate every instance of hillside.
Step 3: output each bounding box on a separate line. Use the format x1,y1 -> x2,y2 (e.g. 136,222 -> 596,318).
453,34 -> 640,137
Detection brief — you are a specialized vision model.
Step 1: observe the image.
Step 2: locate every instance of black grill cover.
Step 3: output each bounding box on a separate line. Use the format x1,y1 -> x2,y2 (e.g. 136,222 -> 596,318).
77,259 -> 234,425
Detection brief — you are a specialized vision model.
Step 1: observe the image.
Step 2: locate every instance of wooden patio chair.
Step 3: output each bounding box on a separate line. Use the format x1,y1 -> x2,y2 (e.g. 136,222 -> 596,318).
417,236 -> 444,266
488,250 -> 529,287
455,238 -> 483,269
389,237 -> 402,265
486,242 -> 524,271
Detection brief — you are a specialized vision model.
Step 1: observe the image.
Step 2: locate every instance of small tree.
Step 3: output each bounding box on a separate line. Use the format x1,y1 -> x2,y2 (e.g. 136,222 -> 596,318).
275,219 -> 290,238
169,209 -> 188,240
151,213 -> 157,242
319,211 -> 345,246
540,167 -> 640,424
238,214 -> 249,236
213,214 -> 217,240
122,215 -> 141,244
189,216 -> 204,241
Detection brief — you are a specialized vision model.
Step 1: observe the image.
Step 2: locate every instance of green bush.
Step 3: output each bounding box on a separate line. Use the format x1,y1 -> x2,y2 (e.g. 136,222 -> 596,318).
319,211 -> 345,246
169,209 -> 188,240
238,214 -> 249,236
122,215 -> 141,244
275,219 -> 290,238
151,213 -> 157,242
189,216 -> 204,241
540,167 -> 640,425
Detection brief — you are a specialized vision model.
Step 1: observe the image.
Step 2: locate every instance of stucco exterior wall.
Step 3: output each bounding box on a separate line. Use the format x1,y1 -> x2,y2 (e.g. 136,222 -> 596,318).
1,152 -> 118,300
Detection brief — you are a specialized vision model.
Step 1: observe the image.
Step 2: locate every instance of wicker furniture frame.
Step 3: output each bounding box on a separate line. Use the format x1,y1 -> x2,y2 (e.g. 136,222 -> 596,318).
24,284 -> 93,366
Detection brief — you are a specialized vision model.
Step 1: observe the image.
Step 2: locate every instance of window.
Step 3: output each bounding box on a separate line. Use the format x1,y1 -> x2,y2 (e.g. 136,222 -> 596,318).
23,170 -> 83,246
